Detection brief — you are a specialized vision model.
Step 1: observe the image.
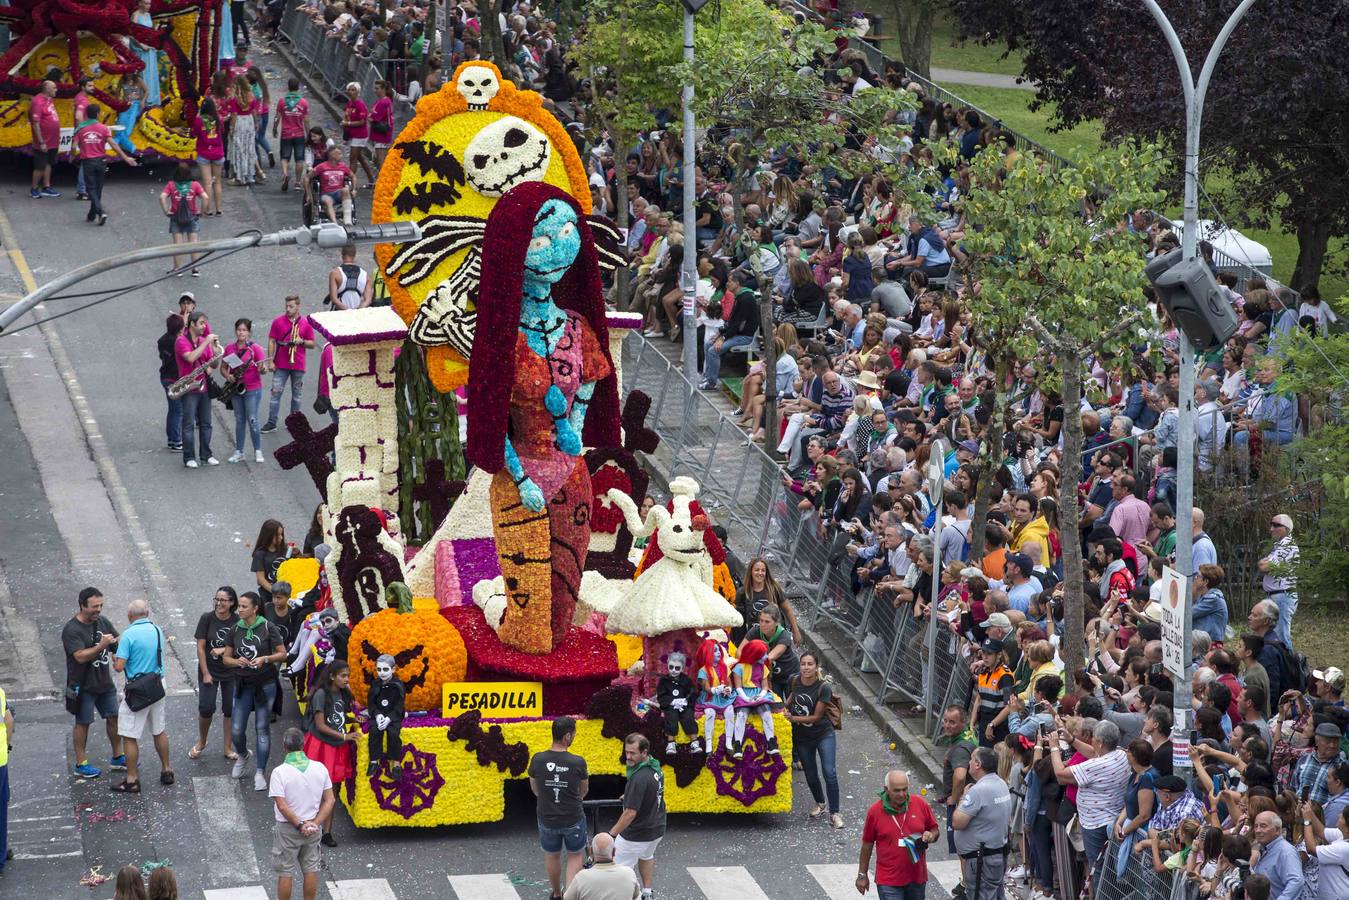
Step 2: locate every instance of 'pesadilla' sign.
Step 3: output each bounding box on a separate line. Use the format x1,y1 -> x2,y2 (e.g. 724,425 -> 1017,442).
442,681 -> 544,719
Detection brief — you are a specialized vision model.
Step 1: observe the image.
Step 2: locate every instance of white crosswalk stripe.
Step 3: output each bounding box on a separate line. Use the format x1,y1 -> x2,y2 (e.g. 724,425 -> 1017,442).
327,879 -> 399,899
807,863 -> 879,899
447,872 -> 524,899
202,888 -> 270,900
929,859 -> 964,893
194,775 -> 263,884
688,865 -> 771,900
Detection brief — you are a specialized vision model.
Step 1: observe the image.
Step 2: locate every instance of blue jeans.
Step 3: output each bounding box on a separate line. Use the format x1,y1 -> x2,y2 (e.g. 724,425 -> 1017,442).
702,334 -> 752,384
256,111 -> 272,156
76,160 -> 86,195
877,883 -> 924,900
180,391 -> 213,463
267,368 -> 304,425
161,377 -> 182,446
231,679 -> 277,768
0,762 -> 8,874
795,729 -> 840,814
233,388 -> 262,452
1029,813 -> 1054,890
1082,824 -> 1110,893
1269,591 -> 1298,649
82,159 -> 106,217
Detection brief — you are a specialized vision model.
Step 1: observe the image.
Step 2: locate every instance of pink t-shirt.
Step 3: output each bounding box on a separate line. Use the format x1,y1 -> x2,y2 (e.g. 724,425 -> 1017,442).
174,333 -> 216,393
275,96 -> 309,139
370,96 -> 393,140
344,99 -> 368,140
30,94 -> 60,148
162,181 -> 207,217
268,314 -> 315,371
73,122 -> 112,160
317,343 -> 333,398
311,162 -> 352,194
191,116 -> 225,161
224,97 -> 260,119
73,91 -> 90,124
226,340 -> 265,391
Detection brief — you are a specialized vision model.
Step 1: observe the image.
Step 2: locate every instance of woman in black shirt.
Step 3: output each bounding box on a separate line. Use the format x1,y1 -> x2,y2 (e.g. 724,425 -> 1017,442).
786,651 -> 841,827
158,314 -> 184,451
251,518 -> 291,606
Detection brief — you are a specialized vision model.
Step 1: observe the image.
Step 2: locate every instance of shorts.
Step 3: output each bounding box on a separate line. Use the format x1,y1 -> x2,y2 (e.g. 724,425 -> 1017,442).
170,217 -> 201,235
348,137 -> 368,149
614,835 -> 662,867
197,156 -> 222,167
538,816 -> 587,854
32,147 -> 56,171
198,674 -> 237,718
117,696 -> 167,740
320,190 -> 345,205
372,140 -> 391,151
279,137 -> 305,161
74,687 -> 119,725
272,821 -> 322,876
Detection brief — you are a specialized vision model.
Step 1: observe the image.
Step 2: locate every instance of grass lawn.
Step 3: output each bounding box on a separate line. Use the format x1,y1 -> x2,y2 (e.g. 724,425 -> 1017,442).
854,5 -> 1026,76
934,84 -> 1104,163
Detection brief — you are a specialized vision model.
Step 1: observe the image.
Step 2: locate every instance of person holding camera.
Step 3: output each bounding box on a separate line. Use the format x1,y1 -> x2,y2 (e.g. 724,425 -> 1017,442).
857,768 -> 939,900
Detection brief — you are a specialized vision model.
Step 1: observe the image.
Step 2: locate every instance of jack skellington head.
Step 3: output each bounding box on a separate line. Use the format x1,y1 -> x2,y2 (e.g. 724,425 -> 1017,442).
456,64 -> 500,110
464,116 -> 552,197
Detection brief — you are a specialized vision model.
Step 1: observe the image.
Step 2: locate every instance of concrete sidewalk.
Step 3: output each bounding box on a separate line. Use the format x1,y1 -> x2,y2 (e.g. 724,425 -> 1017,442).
931,66 -> 1035,91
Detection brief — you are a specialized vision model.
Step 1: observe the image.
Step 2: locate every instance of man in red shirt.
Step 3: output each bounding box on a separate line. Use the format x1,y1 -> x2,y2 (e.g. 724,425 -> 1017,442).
857,769 -> 940,900
29,79 -> 62,199
306,145 -> 355,226
73,103 -> 138,225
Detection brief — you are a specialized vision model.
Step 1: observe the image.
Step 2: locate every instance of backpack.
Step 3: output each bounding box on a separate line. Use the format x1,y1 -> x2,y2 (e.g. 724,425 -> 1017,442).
172,186 -> 195,227
331,264 -> 368,309
1275,641 -> 1310,694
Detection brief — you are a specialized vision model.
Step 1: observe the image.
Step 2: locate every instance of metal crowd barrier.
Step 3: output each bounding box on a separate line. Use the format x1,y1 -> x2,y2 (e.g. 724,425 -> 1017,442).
1096,837 -> 1185,900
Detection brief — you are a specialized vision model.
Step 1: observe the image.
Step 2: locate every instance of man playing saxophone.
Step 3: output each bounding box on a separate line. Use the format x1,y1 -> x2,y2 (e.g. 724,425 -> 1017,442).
261,295 -> 317,434
175,311 -> 222,468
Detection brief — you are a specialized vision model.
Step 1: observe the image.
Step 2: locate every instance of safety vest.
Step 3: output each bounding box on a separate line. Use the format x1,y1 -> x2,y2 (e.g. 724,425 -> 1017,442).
975,665 -> 1012,719
0,685 -> 8,767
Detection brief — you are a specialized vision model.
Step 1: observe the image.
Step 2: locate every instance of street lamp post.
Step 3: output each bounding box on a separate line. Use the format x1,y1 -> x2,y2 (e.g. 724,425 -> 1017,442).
923,436 -> 950,734
1138,0 -> 1259,775
678,0 -> 710,385
0,222 -> 420,335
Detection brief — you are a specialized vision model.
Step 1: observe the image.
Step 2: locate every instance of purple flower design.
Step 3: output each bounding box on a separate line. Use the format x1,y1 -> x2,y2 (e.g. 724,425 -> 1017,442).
370,745 -> 445,820
706,722 -> 787,806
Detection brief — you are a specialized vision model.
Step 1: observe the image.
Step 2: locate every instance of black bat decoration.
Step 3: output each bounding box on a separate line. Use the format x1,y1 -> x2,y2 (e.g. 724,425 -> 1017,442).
396,140 -> 467,186
394,181 -> 466,216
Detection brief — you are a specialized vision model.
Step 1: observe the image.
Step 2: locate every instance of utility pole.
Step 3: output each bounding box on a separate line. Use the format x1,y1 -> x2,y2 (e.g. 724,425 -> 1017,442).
1139,0 -> 1259,776
678,0 -> 710,385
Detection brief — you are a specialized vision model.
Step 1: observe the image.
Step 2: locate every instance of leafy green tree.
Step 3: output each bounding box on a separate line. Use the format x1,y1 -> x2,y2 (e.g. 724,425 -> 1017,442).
956,141 -> 1167,663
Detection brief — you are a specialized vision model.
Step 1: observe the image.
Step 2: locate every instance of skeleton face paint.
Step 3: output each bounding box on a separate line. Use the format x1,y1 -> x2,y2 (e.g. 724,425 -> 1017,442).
376,654 -> 396,682
667,660 -> 684,676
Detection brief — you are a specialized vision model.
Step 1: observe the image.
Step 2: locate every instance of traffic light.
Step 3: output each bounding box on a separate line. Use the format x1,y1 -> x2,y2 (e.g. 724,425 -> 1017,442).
1145,248 -> 1237,351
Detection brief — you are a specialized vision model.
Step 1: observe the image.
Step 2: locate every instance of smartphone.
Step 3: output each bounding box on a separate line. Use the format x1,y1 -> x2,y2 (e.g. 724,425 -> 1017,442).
1190,729 -> 1199,746
1302,786 -> 1312,803
1039,721 -> 1053,738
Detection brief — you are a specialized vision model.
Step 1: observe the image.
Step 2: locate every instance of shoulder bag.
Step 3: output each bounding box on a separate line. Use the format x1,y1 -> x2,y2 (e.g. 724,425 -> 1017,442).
124,624 -> 166,712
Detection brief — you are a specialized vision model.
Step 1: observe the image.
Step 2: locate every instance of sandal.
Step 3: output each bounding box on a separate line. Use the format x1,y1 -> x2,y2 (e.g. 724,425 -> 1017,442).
224,751 -> 240,761
188,744 -> 204,760
809,802 -> 826,818
160,771 -> 176,786
109,780 -> 141,794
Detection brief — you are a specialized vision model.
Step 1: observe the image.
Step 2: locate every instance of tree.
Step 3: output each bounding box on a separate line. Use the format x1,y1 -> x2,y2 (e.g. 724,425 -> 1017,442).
946,0 -> 1349,294
956,140 -> 1167,665
478,0 -> 507,66
892,0 -> 937,79
680,2 -> 915,446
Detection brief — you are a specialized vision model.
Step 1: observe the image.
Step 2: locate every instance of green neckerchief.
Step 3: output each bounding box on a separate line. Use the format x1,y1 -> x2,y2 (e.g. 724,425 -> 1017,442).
174,179 -> 193,198
237,615 -> 267,642
878,788 -> 910,815
285,750 -> 310,772
76,118 -> 99,129
626,755 -> 661,779
764,623 -> 785,645
934,725 -> 977,748
283,91 -> 302,111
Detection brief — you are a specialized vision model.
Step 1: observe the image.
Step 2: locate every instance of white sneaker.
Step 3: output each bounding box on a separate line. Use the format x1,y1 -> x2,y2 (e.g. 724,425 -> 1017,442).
231,750 -> 250,779
184,459 -> 199,469
227,451 -> 244,463
254,770 -> 268,791
1006,865 -> 1028,882
665,740 -> 677,755
205,456 -> 220,466
254,451 -> 264,463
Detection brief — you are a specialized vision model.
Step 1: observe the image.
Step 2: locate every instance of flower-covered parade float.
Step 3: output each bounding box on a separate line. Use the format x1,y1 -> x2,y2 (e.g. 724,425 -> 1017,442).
0,0 -> 226,158
275,62 -> 791,828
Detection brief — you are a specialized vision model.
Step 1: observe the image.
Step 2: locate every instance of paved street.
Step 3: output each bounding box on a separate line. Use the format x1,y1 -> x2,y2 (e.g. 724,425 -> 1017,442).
0,49 -> 960,900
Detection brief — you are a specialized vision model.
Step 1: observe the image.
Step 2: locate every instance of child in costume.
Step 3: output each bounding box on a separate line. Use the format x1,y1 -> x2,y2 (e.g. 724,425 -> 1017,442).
367,653 -> 406,776
731,638 -> 780,759
304,660 -> 357,846
654,651 -> 700,754
695,637 -> 735,753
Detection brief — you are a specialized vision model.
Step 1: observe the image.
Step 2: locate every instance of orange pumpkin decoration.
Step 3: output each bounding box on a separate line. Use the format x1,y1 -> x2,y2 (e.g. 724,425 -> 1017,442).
349,583 -> 467,712
713,561 -> 737,605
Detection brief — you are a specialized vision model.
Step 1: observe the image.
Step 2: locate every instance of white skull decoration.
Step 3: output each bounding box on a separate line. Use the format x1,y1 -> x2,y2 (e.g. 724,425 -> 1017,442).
463,116 -> 552,197
456,64 -> 500,110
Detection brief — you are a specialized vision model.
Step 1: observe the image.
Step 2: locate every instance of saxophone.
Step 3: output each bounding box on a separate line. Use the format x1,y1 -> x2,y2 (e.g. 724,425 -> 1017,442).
167,335 -> 222,400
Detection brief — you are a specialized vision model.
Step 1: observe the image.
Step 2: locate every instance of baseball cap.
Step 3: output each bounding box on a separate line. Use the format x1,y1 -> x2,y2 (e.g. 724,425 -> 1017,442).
1271,514 -> 1293,531
1315,722 -> 1344,739
983,613 -> 1011,630
178,291 -> 196,303
1154,775 -> 1187,792
980,638 -> 1002,655
957,439 -> 979,455
1005,552 -> 1032,574
1313,667 -> 1345,691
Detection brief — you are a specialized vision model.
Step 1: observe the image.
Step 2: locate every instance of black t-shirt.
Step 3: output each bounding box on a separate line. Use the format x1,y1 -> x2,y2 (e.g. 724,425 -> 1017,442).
195,611 -> 239,680
622,764 -> 666,841
1153,740 -> 1174,777
788,677 -> 834,742
230,618 -> 284,685
157,332 -> 178,381
744,624 -> 799,682
62,615 -> 119,694
308,687 -> 350,747
697,192 -> 722,232
251,547 -> 289,605
733,587 -> 777,644
263,603 -> 297,655
528,749 -> 589,827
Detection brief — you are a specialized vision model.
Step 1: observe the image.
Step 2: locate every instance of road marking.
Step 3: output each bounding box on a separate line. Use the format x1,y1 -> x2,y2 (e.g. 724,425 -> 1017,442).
326,879 -> 397,899
688,866 -> 771,900
193,775 -> 262,884
202,888 -> 270,900
447,873 -> 523,899
929,859 -> 964,893
12,849 -> 83,859
807,864 -> 879,899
